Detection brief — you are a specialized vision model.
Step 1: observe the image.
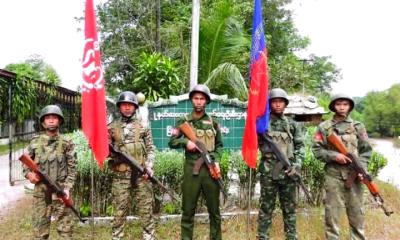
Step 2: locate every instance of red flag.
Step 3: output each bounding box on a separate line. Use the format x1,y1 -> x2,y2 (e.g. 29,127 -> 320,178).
242,0 -> 269,169
81,0 -> 109,168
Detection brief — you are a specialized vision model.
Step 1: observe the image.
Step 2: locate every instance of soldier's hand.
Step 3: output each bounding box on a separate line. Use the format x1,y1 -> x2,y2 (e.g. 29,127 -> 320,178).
186,140 -> 197,152
26,172 -> 40,184
335,153 -> 352,164
63,188 -> 70,199
143,169 -> 153,180
285,166 -> 299,177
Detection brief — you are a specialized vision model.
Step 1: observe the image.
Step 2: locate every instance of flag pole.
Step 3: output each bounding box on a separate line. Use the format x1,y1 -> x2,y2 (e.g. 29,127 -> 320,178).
90,149 -> 95,239
246,167 -> 252,239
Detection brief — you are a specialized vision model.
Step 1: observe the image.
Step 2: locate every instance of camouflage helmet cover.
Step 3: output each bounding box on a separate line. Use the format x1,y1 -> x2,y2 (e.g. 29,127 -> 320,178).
269,88 -> 289,106
116,91 -> 139,108
189,84 -> 211,104
329,93 -> 354,112
39,105 -> 64,123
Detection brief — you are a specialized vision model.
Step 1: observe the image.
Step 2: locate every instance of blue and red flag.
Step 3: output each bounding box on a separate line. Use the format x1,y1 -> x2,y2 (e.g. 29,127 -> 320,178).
242,0 -> 269,169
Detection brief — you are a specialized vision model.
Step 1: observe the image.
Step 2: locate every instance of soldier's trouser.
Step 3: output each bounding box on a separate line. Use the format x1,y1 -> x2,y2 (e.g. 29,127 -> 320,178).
257,174 -> 297,240
324,174 -> 365,240
112,171 -> 155,240
181,165 -> 221,240
33,183 -> 73,240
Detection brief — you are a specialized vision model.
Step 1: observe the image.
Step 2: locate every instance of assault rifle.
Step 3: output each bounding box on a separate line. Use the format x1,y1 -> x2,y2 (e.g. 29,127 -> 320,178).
19,154 -> 86,223
178,122 -> 228,198
108,144 -> 178,202
327,132 -> 393,216
260,134 -> 314,205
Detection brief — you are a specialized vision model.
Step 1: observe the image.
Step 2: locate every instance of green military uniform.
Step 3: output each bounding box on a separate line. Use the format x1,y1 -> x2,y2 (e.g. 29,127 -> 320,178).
313,116 -> 372,240
108,113 -> 156,240
168,112 -> 223,240
257,113 -> 304,240
25,133 -> 76,240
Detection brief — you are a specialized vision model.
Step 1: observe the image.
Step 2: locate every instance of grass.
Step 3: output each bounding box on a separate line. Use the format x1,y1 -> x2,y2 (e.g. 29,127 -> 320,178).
1,181 -> 399,240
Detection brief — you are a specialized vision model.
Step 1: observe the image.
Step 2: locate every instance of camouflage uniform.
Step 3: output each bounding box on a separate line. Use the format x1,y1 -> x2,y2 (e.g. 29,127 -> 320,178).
257,114 -> 304,240
108,113 -> 156,240
313,116 -> 372,240
168,112 -> 223,240
25,133 -> 76,240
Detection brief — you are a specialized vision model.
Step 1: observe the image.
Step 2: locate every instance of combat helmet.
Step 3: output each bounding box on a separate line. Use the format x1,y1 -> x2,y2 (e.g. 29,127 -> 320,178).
269,88 -> 289,106
189,84 -> 211,104
329,93 -> 354,112
39,105 -> 64,123
116,91 -> 139,108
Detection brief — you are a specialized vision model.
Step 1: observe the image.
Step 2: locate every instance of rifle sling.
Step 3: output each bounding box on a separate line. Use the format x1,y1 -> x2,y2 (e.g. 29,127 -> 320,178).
345,170 -> 358,189
193,157 -> 205,176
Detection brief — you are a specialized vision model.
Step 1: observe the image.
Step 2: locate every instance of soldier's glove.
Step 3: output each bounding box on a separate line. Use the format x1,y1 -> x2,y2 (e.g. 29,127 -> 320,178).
285,165 -> 300,177
26,172 -> 40,184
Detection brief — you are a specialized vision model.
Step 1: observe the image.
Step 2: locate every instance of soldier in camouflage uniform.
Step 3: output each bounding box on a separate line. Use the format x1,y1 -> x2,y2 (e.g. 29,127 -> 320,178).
108,91 -> 156,240
24,105 -> 76,240
168,84 -> 223,240
313,94 -> 372,240
257,88 -> 304,240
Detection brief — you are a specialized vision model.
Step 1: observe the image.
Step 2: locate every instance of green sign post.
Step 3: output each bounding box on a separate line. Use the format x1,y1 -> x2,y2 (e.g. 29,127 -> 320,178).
148,94 -> 246,150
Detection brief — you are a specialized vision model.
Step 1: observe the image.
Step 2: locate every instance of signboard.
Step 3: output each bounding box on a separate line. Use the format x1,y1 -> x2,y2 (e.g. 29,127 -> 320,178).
148,94 -> 246,150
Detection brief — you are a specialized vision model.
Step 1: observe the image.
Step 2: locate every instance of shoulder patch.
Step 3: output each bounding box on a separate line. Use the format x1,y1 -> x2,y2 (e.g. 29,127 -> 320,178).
314,131 -> 324,141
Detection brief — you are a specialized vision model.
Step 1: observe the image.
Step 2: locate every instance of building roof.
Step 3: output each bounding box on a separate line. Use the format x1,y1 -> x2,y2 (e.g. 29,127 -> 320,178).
285,95 -> 327,115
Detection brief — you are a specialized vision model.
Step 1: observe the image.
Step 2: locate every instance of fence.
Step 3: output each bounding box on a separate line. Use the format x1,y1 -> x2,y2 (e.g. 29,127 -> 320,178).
0,69 -> 80,185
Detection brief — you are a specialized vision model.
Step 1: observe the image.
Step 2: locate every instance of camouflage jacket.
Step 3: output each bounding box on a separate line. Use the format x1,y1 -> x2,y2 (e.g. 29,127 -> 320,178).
25,133 -> 76,189
108,115 -> 155,167
168,112 -> 223,163
312,116 -> 372,178
258,114 -> 304,176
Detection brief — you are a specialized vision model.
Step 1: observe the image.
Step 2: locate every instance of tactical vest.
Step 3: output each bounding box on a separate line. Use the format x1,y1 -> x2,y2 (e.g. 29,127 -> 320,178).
34,135 -> 68,183
263,117 -> 294,160
110,119 -> 147,165
185,114 -> 216,152
325,121 -> 359,157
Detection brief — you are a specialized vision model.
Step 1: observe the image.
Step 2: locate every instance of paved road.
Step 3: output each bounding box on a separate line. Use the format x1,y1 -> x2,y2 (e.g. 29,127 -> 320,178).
0,154 -> 27,213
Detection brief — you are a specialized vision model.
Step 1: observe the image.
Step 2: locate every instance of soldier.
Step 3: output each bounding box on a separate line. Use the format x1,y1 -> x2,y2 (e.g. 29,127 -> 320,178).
168,84 -> 223,240
24,105 -> 76,239
257,88 -> 304,240
108,91 -> 156,240
313,94 -> 372,240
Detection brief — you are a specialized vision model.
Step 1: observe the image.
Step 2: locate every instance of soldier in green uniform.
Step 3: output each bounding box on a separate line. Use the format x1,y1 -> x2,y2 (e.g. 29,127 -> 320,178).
257,88 -> 304,240
108,91 -> 156,240
168,84 -> 223,240
313,94 -> 372,240
24,105 -> 76,240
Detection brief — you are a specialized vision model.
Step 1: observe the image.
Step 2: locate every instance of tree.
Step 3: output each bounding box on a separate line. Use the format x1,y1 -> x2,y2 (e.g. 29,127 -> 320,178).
26,54 -> 61,85
131,52 -> 183,101
96,0 -> 341,99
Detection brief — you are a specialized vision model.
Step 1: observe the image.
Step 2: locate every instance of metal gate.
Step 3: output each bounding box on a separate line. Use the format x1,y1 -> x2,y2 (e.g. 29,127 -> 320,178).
0,69 -> 80,185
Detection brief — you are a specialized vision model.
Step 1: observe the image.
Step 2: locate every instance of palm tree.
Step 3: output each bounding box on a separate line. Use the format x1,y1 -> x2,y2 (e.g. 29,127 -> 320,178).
198,0 -> 250,100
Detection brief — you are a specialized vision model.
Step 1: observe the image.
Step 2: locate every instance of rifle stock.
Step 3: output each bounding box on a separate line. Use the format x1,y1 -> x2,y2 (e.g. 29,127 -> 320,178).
108,144 -> 178,202
261,134 -> 314,205
178,122 -> 228,198
327,132 -> 393,216
19,154 -> 86,223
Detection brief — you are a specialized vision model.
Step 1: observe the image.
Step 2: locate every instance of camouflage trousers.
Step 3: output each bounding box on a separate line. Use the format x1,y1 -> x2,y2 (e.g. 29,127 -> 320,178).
324,174 -> 365,240
112,170 -> 155,240
257,173 -> 297,240
32,183 -> 73,240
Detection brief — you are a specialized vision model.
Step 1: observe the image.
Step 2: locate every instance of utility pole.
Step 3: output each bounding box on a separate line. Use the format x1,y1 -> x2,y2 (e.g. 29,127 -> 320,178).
189,0 -> 200,90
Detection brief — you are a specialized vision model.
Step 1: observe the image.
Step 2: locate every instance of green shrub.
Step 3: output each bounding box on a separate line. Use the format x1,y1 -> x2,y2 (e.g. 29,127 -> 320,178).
368,151 -> 388,178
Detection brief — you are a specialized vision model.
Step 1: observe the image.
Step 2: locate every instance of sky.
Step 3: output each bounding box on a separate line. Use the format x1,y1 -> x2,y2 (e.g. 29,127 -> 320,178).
0,0 -> 399,97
